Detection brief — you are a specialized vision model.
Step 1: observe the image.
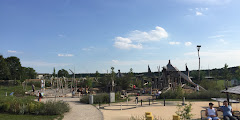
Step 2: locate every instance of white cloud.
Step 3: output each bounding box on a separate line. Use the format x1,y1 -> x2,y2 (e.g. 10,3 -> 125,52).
184,49 -> 240,69
58,34 -> 65,38
129,26 -> 168,42
112,60 -> 119,64
196,11 -> 203,16
82,46 -> 95,51
113,26 -> 168,49
219,39 -> 228,44
184,0 -> 231,5
208,35 -> 224,38
22,61 -> 71,67
169,42 -> 180,45
58,54 -> 74,57
189,7 -> 208,16
185,42 -> 192,46
114,37 -> 143,49
7,50 -> 17,53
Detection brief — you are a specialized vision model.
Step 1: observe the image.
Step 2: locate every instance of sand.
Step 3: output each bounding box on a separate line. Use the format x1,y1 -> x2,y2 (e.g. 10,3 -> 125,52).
100,101 -> 240,120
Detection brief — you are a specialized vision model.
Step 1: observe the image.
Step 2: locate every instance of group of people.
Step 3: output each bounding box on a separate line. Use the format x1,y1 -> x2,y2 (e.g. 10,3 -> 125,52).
205,101 -> 239,120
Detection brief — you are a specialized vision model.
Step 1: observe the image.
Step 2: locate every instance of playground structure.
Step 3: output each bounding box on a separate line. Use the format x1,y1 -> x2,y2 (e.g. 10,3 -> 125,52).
146,60 -> 206,93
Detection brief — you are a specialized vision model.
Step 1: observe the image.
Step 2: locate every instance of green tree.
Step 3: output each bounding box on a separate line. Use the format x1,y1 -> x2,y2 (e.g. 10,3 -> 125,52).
53,67 -> 56,77
19,67 -> 36,81
84,76 -> 92,88
5,56 -> 22,80
0,55 -> 10,80
95,71 -> 100,82
98,75 -> 111,91
235,66 -> 240,80
223,63 -> 231,80
57,69 -> 69,77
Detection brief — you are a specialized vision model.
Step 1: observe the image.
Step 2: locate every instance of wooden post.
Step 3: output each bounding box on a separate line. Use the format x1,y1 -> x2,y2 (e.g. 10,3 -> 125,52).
164,96 -> 166,106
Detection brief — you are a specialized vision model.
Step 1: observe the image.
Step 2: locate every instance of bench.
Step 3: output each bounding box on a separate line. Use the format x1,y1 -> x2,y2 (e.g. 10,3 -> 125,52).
201,110 -> 223,120
201,110 -> 240,120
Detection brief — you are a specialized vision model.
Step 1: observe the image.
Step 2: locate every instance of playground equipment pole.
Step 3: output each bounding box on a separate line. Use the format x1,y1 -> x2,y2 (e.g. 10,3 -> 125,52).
197,45 -> 201,82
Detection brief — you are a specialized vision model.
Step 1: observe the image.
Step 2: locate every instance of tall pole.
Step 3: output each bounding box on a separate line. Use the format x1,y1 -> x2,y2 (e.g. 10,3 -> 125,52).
197,45 -> 201,82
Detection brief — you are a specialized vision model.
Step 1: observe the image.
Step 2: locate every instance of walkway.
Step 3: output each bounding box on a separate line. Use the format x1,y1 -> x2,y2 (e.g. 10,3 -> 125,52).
41,93 -> 103,120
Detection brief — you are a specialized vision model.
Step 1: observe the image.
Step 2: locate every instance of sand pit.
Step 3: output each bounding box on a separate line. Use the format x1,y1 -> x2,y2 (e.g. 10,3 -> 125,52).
100,101 -> 240,120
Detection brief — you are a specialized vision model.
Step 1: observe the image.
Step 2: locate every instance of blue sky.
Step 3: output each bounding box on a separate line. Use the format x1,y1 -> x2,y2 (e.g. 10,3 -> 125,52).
1,0 -> 240,73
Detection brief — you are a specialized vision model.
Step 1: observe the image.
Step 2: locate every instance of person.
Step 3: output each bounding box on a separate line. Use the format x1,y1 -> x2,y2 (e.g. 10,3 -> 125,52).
220,100 -> 238,120
32,84 -> 35,92
38,91 -> 42,102
205,103 -> 220,120
72,88 -> 75,98
196,84 -> 199,92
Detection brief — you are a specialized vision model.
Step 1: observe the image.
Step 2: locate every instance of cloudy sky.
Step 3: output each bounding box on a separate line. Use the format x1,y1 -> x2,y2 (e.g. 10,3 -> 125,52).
1,0 -> 240,73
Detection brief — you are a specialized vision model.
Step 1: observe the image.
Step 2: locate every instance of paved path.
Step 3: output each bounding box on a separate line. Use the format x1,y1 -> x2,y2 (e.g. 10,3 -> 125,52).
43,97 -> 103,120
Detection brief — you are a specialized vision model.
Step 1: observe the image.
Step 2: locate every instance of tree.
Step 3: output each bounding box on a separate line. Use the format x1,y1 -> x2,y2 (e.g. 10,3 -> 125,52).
98,75 -> 111,92
20,67 -> 36,81
0,55 -> 10,80
53,67 -> 56,77
95,71 -> 100,82
223,63 -> 231,80
84,76 -> 92,88
57,69 -> 69,77
235,66 -> 240,80
5,56 -> 22,80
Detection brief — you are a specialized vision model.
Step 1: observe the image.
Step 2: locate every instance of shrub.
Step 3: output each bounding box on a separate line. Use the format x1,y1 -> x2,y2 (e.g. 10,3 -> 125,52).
42,100 -> 70,115
0,96 -> 70,115
160,90 -> 225,100
176,103 -> 193,120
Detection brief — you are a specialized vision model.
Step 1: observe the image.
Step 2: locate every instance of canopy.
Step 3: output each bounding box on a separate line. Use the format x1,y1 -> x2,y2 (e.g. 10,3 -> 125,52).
221,85 -> 240,95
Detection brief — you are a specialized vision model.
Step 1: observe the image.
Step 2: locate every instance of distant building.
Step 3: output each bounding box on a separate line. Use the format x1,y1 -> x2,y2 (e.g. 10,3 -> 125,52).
36,73 -> 50,79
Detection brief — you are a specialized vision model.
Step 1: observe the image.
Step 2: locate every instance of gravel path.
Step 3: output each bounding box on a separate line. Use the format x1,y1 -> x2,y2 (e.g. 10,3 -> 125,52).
43,97 -> 103,120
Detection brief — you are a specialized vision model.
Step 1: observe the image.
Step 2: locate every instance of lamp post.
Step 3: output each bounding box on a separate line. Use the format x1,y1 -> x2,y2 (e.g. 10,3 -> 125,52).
197,45 -> 201,82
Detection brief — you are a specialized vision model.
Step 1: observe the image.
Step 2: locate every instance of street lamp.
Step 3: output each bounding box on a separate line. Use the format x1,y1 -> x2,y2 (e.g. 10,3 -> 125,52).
197,45 -> 201,82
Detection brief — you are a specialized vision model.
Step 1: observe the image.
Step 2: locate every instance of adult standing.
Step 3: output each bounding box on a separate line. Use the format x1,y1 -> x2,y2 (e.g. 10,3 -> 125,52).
220,101 -> 238,120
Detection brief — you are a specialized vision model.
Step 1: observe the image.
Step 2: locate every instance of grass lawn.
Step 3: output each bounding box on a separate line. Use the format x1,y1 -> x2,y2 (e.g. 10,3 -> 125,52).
0,113 -> 63,120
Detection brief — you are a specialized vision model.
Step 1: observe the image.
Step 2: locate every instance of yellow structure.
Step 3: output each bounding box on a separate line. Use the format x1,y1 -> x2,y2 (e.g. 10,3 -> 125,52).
173,115 -> 180,120
145,112 -> 153,120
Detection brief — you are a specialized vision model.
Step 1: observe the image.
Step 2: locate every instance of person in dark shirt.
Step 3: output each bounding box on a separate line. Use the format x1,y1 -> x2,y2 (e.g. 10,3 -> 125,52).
220,101 -> 237,120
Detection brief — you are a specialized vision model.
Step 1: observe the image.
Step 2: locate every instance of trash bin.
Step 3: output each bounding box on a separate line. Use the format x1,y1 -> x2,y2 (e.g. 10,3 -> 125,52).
89,95 -> 93,104
109,92 -> 115,103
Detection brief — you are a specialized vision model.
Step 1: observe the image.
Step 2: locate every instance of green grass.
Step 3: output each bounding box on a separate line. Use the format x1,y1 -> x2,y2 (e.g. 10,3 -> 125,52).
0,85 -> 33,96
0,113 -> 61,120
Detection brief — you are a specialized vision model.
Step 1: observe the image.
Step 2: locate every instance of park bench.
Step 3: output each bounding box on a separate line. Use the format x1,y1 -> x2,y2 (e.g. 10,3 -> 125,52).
201,110 -> 223,120
201,110 -> 240,120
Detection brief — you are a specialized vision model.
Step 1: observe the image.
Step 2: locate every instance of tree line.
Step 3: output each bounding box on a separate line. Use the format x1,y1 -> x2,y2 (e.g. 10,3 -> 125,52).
0,55 -> 37,81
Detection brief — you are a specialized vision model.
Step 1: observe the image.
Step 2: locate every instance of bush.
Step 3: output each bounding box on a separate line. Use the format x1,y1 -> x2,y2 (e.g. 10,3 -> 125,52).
42,100 -> 70,115
160,90 -> 225,100
176,103 -> 193,120
0,96 -> 70,115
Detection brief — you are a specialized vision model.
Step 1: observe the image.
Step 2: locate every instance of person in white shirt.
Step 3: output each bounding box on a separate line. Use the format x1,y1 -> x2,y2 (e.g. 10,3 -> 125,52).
205,103 -> 220,120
